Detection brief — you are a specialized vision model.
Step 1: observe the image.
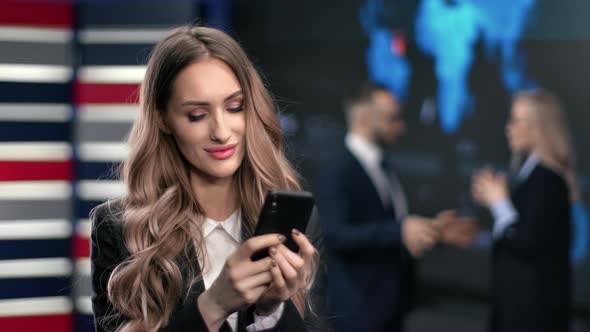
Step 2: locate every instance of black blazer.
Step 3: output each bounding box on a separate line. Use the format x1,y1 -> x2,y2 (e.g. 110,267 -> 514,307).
90,200 -> 329,332
491,164 -> 571,332
314,148 -> 415,332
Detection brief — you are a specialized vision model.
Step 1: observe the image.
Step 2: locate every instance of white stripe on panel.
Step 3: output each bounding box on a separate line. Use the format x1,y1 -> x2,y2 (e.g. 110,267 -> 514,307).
75,258 -> 91,277
77,142 -> 128,162
0,181 -> 71,200
0,142 -> 72,161
0,26 -> 73,43
0,103 -> 71,122
0,296 -> 72,317
78,28 -> 167,44
78,104 -> 139,123
77,180 -> 125,201
78,65 -> 146,84
75,296 -> 93,315
76,219 -> 91,238
0,64 -> 72,83
0,219 -> 71,240
0,258 -> 73,279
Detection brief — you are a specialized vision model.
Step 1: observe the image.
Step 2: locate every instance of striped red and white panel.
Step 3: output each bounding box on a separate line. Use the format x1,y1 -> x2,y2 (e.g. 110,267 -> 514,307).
1,2 -> 228,331
71,3 -> 197,330
0,2 -> 75,331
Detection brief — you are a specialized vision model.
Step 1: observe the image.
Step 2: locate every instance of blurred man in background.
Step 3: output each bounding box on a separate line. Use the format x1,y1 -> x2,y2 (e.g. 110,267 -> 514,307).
315,82 -> 477,332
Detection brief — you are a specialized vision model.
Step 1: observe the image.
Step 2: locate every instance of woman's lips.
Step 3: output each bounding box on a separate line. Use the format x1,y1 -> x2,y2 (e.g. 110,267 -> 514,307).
204,144 -> 237,160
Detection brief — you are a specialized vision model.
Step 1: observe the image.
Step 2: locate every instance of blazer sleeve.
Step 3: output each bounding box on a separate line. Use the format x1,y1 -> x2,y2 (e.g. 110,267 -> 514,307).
90,202 -> 219,332
315,172 -> 402,254
497,169 -> 570,260
303,207 -> 330,332
90,202 -> 128,332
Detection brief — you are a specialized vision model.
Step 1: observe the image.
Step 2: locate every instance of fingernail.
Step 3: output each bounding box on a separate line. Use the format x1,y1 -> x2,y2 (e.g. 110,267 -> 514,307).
269,246 -> 277,256
278,235 -> 286,242
271,259 -> 277,267
292,228 -> 301,236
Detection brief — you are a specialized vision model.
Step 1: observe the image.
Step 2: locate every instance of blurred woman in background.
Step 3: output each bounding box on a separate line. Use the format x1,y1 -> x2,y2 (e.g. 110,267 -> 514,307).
90,26 -> 325,332
472,89 -> 574,332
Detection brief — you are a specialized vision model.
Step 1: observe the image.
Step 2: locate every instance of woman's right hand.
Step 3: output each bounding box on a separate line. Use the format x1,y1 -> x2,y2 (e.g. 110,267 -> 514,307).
197,233 -> 286,331
472,168 -> 509,208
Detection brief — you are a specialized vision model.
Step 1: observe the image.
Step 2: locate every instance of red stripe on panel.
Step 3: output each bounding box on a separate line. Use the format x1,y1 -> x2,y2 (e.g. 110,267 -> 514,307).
0,2 -> 73,28
72,235 -> 90,259
74,82 -> 140,104
0,314 -> 72,332
0,161 -> 73,181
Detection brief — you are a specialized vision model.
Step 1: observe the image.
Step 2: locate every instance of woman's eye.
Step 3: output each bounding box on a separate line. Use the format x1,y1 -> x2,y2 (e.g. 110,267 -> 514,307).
188,113 -> 206,122
227,103 -> 243,113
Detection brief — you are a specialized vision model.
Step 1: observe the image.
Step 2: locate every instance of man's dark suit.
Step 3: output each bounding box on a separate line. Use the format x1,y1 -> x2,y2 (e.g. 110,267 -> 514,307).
315,148 -> 415,332
492,164 -> 571,332
90,200 -> 328,332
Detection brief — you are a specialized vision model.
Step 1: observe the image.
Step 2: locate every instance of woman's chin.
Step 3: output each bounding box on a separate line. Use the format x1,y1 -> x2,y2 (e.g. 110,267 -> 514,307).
509,143 -> 521,154
190,162 -> 240,182
208,162 -> 241,179
511,145 -> 530,155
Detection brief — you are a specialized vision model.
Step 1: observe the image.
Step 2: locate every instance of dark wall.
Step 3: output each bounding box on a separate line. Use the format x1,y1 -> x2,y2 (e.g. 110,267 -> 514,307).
233,0 -> 590,318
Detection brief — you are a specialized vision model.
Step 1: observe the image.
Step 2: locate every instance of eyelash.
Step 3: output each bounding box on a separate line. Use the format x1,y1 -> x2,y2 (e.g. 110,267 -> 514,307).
188,105 -> 244,122
188,114 -> 206,122
228,106 -> 244,114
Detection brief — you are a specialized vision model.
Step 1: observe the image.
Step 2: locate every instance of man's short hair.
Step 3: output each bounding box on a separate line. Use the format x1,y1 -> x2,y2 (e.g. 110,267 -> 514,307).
343,81 -> 391,112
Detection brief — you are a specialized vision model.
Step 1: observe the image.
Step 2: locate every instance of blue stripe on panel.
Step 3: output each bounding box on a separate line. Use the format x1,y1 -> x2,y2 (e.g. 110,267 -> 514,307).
80,44 -> 152,66
77,2 -> 198,27
201,0 -> 232,30
0,83 -> 72,103
76,200 -> 104,220
0,277 -> 71,300
0,239 -> 70,260
76,162 -> 119,180
74,314 -> 95,332
0,122 -> 71,142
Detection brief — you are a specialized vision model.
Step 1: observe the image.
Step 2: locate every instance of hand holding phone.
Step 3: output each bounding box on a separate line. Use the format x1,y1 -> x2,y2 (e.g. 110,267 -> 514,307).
251,190 -> 315,260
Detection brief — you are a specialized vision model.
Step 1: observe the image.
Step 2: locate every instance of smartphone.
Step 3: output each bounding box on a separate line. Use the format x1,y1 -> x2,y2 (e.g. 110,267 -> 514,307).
250,190 -> 315,261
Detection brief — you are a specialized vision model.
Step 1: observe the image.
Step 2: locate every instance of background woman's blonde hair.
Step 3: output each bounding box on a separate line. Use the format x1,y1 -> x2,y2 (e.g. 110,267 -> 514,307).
512,89 -> 578,201
105,25 -> 313,331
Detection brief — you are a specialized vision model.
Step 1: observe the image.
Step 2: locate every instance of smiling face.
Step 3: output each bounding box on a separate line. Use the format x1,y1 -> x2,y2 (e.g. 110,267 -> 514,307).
164,57 -> 246,181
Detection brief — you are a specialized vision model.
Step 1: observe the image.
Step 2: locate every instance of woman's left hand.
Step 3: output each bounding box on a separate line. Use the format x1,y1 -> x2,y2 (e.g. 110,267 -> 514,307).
472,168 -> 509,207
255,228 -> 316,316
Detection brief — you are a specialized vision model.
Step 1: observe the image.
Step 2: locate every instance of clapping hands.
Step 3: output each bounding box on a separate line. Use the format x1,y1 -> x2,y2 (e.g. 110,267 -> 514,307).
472,168 -> 509,207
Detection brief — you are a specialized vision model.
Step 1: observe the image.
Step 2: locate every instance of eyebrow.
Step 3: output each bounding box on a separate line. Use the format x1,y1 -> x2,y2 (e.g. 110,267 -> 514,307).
180,90 -> 243,107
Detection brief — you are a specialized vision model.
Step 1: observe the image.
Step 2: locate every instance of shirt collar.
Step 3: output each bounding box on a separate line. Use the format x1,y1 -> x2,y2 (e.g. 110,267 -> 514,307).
203,210 -> 241,242
345,133 -> 383,167
517,153 -> 540,180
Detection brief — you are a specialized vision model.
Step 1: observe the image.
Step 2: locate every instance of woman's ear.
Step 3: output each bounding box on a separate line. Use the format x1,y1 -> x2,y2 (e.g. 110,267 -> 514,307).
156,112 -> 172,135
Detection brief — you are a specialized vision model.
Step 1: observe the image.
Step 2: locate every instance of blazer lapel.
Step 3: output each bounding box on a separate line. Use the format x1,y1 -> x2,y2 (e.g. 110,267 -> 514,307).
345,149 -> 384,202
510,164 -> 539,196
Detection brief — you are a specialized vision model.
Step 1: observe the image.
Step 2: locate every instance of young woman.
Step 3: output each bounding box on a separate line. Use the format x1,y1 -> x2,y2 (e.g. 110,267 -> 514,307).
472,89 -> 574,332
90,26 -> 326,332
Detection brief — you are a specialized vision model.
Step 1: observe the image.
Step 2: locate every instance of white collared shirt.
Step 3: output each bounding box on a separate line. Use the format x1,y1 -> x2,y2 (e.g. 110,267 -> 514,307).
201,211 -> 284,331
345,133 -> 408,220
517,153 -> 540,180
491,154 -> 540,238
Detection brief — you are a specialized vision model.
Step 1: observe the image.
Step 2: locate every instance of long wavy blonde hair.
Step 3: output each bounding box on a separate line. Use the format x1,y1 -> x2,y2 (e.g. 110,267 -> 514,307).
511,89 -> 578,201
106,26 -> 310,331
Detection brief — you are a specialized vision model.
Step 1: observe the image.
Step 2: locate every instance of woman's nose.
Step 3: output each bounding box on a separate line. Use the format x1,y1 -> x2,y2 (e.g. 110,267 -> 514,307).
209,111 -> 231,143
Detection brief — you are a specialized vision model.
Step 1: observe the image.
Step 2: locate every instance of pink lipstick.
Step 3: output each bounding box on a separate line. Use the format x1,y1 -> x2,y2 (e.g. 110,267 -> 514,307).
204,144 -> 237,160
